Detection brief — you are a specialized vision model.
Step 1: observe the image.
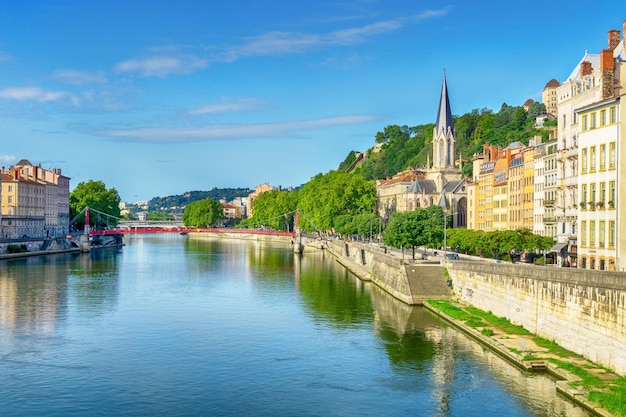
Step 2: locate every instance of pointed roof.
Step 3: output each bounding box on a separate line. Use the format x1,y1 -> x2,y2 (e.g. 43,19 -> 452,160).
435,72 -> 454,136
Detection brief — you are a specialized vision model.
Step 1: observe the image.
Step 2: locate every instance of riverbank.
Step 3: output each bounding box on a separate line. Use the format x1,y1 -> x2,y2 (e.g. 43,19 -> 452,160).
423,300 -> 620,417
0,247 -> 81,260
320,238 -> 622,417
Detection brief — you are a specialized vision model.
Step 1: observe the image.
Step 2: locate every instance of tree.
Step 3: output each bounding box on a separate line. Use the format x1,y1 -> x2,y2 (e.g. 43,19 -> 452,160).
297,170 -> 376,232
182,198 -> 225,227
241,190 -> 298,231
70,180 -> 121,229
147,211 -> 174,221
382,207 -> 443,259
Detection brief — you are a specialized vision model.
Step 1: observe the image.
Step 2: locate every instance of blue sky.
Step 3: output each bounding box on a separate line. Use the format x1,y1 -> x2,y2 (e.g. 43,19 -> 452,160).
1,2 -> 625,202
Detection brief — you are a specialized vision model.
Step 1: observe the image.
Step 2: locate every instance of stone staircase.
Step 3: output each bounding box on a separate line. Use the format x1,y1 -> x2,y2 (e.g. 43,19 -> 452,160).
404,263 -> 452,304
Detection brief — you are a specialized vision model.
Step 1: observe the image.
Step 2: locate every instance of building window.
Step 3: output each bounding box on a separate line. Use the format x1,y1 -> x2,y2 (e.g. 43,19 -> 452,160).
581,183 -> 588,206
600,144 -> 606,170
599,221 -> 605,248
609,181 -> 616,206
582,115 -> 588,130
610,106 -> 617,124
590,221 -> 596,246
609,221 -> 616,247
581,221 -> 587,246
591,112 -> 597,129
591,183 -> 596,204
590,146 -> 596,171
609,142 -> 616,169
600,182 -> 606,205
582,148 -> 588,173
601,109 -> 607,126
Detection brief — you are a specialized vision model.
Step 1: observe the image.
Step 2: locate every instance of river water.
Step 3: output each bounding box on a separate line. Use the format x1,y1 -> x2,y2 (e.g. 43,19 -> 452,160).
0,234 -> 591,417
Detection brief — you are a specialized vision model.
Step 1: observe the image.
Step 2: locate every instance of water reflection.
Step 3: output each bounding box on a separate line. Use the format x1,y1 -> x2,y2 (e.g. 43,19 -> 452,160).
0,236 -> 592,417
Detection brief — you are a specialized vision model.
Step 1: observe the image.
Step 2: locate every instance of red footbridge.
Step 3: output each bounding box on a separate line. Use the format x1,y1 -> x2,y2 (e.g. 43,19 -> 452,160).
89,222 -> 295,238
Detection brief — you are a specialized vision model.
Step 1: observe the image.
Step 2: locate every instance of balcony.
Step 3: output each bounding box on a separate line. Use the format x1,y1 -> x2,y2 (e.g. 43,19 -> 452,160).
565,176 -> 577,187
543,199 -> 556,207
566,146 -> 578,159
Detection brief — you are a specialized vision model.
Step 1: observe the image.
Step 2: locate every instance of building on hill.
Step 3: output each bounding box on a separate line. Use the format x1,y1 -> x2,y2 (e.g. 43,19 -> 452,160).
376,73 -> 468,227
246,183 -> 275,219
542,78 -> 560,117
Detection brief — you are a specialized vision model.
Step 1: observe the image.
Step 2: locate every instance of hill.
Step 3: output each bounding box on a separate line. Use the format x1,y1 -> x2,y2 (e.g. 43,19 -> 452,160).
147,187 -> 252,212
342,101 -> 552,180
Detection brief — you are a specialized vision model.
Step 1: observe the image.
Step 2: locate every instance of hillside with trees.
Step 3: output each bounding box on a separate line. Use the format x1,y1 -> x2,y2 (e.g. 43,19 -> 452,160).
346,101 -> 549,180
148,187 -> 252,212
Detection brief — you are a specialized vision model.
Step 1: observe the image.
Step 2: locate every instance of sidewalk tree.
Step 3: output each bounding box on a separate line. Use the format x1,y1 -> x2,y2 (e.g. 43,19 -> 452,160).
297,170 -> 376,233
70,180 -> 121,229
182,198 -> 224,227
383,208 -> 436,259
242,190 -> 298,231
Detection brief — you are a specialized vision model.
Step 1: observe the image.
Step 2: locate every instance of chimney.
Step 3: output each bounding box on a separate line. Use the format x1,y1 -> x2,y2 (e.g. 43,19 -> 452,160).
600,48 -> 615,99
608,29 -> 620,51
580,61 -> 592,77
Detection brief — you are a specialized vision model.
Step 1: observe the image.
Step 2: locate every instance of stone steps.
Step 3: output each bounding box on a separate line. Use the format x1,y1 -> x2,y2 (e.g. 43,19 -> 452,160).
405,264 -> 452,303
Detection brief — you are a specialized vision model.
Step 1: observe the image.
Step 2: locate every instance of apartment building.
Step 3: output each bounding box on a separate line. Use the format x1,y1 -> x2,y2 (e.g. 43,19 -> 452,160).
0,161 -> 70,239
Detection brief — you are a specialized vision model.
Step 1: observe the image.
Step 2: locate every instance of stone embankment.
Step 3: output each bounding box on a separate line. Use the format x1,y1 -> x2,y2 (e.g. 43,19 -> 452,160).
0,236 -> 81,260
315,238 -> 452,305
316,238 -> 623,416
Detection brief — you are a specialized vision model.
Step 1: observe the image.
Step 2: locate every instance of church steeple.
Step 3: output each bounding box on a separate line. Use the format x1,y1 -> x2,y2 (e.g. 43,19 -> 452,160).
433,71 -> 456,171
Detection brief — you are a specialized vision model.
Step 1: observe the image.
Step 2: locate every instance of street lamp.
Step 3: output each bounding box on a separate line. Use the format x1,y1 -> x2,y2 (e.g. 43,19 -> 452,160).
443,211 -> 457,262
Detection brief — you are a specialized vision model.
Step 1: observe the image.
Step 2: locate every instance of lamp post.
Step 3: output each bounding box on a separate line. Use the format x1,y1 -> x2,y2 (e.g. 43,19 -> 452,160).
443,211 -> 457,262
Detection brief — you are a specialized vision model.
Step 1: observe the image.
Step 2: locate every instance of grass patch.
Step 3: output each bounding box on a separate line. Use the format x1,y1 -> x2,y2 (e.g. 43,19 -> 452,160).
546,359 -> 604,388
428,300 -> 473,321
533,336 -> 581,358
588,379 -> 626,417
465,318 -> 486,328
465,306 -> 531,335
481,328 -> 494,336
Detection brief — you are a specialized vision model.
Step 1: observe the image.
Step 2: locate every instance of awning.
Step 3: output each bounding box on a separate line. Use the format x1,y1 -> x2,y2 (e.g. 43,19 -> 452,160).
550,242 -> 567,253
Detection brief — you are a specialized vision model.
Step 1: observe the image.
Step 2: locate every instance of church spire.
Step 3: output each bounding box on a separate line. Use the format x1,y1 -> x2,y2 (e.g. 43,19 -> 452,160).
435,71 -> 454,137
432,71 -> 456,171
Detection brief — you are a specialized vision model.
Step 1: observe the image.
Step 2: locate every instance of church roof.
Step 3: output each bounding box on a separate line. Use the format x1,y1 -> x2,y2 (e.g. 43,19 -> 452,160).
442,180 -> 465,194
435,73 -> 454,136
406,179 -> 438,194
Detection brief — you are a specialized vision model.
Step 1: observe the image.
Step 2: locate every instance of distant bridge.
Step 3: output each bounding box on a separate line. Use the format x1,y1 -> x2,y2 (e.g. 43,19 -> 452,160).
90,223 -> 295,237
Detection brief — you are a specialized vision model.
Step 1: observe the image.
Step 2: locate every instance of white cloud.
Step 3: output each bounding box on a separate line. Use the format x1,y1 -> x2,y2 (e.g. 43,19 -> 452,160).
97,114 -> 381,144
187,98 -> 265,115
0,87 -> 74,103
0,155 -> 17,166
217,9 -> 448,61
115,54 -> 208,77
53,69 -> 107,85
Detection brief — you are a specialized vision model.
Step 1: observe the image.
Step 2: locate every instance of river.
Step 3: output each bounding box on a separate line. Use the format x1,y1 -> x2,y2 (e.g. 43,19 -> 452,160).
0,234 -> 591,416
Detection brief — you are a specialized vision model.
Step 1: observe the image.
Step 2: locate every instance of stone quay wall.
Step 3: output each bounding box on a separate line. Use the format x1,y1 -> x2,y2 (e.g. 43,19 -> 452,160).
325,239 -> 414,304
446,261 -> 626,375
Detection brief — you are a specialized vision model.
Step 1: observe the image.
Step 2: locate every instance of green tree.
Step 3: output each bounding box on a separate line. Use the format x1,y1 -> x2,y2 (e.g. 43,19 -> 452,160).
297,170 -> 376,232
182,198 -> 225,227
242,190 -> 298,231
146,211 -> 174,221
70,180 -> 121,229
382,207 -> 443,259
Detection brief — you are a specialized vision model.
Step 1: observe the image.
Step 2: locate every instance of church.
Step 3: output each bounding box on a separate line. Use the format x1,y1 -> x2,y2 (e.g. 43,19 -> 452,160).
376,74 -> 468,227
